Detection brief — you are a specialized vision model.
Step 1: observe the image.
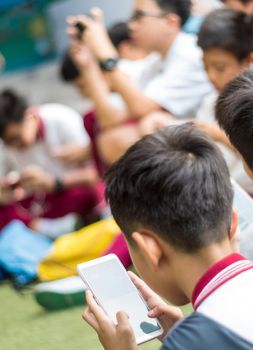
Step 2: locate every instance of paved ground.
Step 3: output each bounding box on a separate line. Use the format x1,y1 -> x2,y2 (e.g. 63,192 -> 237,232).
0,61 -> 91,113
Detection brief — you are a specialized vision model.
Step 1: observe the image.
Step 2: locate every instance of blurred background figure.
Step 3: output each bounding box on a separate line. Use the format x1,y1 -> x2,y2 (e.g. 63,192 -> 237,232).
0,89 -> 102,236
108,21 -> 147,60
184,0 -> 222,33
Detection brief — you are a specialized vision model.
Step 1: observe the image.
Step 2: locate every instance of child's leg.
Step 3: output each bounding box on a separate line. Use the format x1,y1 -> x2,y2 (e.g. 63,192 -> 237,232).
0,184 -> 104,231
42,184 -> 105,220
0,200 -> 32,230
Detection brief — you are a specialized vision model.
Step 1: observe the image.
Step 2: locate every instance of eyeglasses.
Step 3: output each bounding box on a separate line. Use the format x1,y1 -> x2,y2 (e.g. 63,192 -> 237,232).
129,9 -> 168,22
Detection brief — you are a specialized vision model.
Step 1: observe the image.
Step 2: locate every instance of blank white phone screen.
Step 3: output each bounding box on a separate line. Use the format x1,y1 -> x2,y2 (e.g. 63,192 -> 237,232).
81,259 -> 161,339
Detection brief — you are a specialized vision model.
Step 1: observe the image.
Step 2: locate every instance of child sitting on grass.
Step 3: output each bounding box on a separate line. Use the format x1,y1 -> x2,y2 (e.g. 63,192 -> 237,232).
82,124 -> 253,349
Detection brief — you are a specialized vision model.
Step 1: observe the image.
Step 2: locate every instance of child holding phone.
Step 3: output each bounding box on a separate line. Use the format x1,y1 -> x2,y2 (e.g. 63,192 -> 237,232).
82,124 -> 253,349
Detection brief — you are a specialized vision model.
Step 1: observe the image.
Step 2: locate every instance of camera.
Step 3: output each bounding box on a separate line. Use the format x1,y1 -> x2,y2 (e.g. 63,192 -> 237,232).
75,21 -> 85,40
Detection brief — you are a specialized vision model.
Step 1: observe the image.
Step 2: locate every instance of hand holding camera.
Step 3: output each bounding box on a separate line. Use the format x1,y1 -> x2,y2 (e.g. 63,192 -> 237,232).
67,8 -> 118,62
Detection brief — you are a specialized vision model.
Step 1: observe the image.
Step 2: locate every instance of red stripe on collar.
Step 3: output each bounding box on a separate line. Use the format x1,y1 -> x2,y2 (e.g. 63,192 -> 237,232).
192,254 -> 253,310
27,106 -> 45,141
37,115 -> 45,141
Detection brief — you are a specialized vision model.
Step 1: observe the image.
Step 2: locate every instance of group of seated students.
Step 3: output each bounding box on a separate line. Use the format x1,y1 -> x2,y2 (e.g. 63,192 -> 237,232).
1,0 -> 253,348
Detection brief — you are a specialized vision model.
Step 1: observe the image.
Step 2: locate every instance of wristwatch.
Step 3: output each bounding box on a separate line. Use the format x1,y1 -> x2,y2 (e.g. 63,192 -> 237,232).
99,58 -> 119,72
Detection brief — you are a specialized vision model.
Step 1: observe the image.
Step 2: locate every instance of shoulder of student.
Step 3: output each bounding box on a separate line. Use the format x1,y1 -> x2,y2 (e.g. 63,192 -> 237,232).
169,33 -> 203,66
38,103 -> 90,147
196,91 -> 218,122
38,103 -> 83,125
161,313 -> 253,350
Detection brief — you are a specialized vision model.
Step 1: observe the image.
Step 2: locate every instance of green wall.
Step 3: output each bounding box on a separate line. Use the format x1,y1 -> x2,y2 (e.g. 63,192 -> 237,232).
0,1 -> 58,72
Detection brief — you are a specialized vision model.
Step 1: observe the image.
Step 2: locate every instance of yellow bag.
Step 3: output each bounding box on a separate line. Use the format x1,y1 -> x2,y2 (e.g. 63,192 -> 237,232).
38,217 -> 120,281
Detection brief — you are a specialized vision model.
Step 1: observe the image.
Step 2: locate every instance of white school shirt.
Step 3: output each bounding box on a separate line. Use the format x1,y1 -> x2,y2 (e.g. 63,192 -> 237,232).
193,253 -> 253,344
196,93 -> 253,192
132,32 -> 213,118
1,103 -> 90,177
107,54 -> 162,111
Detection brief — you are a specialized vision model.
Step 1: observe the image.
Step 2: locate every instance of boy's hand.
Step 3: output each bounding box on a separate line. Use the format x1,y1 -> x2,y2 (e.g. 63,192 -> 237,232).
128,271 -> 183,341
69,41 -> 95,70
82,290 -> 137,350
0,180 -> 25,205
21,166 -> 55,193
138,111 -> 175,137
67,8 -> 118,61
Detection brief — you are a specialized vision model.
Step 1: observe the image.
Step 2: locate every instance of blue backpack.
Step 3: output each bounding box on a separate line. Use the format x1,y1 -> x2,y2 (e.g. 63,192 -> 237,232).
0,220 -> 52,286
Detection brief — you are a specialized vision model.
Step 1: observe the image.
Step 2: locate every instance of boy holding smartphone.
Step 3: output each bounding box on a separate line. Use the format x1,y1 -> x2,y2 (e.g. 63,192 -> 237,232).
82,124 -> 253,349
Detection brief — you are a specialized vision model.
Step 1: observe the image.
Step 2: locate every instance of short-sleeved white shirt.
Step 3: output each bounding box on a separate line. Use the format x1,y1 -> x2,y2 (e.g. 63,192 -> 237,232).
1,103 -> 90,177
196,93 -> 253,192
120,33 -> 213,118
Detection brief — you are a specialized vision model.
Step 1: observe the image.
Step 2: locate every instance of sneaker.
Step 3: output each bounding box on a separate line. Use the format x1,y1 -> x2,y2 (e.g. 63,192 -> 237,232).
34,276 -> 87,311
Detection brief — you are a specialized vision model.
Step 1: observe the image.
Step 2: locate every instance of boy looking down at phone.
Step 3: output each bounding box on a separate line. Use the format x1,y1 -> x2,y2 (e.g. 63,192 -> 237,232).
0,89 -> 102,232
82,124 -> 253,349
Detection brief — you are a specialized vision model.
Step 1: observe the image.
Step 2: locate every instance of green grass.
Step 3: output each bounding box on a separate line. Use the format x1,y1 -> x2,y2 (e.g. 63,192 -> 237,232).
0,283 -> 161,350
0,282 -> 193,350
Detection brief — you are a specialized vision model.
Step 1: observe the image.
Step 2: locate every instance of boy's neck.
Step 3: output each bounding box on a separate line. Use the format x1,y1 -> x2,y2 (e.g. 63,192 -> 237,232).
158,30 -> 181,58
171,241 -> 234,303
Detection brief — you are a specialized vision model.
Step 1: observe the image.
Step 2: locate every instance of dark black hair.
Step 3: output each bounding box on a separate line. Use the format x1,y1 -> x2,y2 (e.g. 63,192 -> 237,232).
105,124 -> 233,253
198,8 -> 253,61
0,89 -> 27,136
108,22 -> 131,48
154,0 -> 191,26
216,68 -> 253,170
60,50 -> 80,83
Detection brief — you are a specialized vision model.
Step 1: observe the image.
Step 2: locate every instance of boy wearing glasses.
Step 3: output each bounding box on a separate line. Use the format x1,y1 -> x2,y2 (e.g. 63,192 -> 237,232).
67,0 -> 212,164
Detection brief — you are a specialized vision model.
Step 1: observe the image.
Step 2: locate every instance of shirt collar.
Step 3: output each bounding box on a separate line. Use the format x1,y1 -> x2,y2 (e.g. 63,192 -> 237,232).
37,115 -> 45,141
26,106 -> 45,141
192,253 -> 253,310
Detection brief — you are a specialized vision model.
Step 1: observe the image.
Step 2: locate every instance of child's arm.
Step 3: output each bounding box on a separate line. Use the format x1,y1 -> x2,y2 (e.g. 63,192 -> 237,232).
128,271 -> 183,341
195,120 -> 233,150
53,144 -> 91,166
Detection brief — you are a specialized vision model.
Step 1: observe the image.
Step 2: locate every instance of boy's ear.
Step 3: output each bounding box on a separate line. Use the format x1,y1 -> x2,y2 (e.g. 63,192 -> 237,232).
229,209 -> 239,241
132,230 -> 163,270
166,13 -> 181,29
24,109 -> 36,122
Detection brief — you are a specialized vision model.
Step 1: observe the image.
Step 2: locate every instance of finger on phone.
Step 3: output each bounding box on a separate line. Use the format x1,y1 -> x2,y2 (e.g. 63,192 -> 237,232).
85,290 -> 108,323
82,307 -> 99,331
116,311 -> 129,325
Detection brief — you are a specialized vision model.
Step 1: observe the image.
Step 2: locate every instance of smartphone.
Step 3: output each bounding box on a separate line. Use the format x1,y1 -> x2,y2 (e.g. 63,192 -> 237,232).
77,254 -> 163,344
75,21 -> 85,40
